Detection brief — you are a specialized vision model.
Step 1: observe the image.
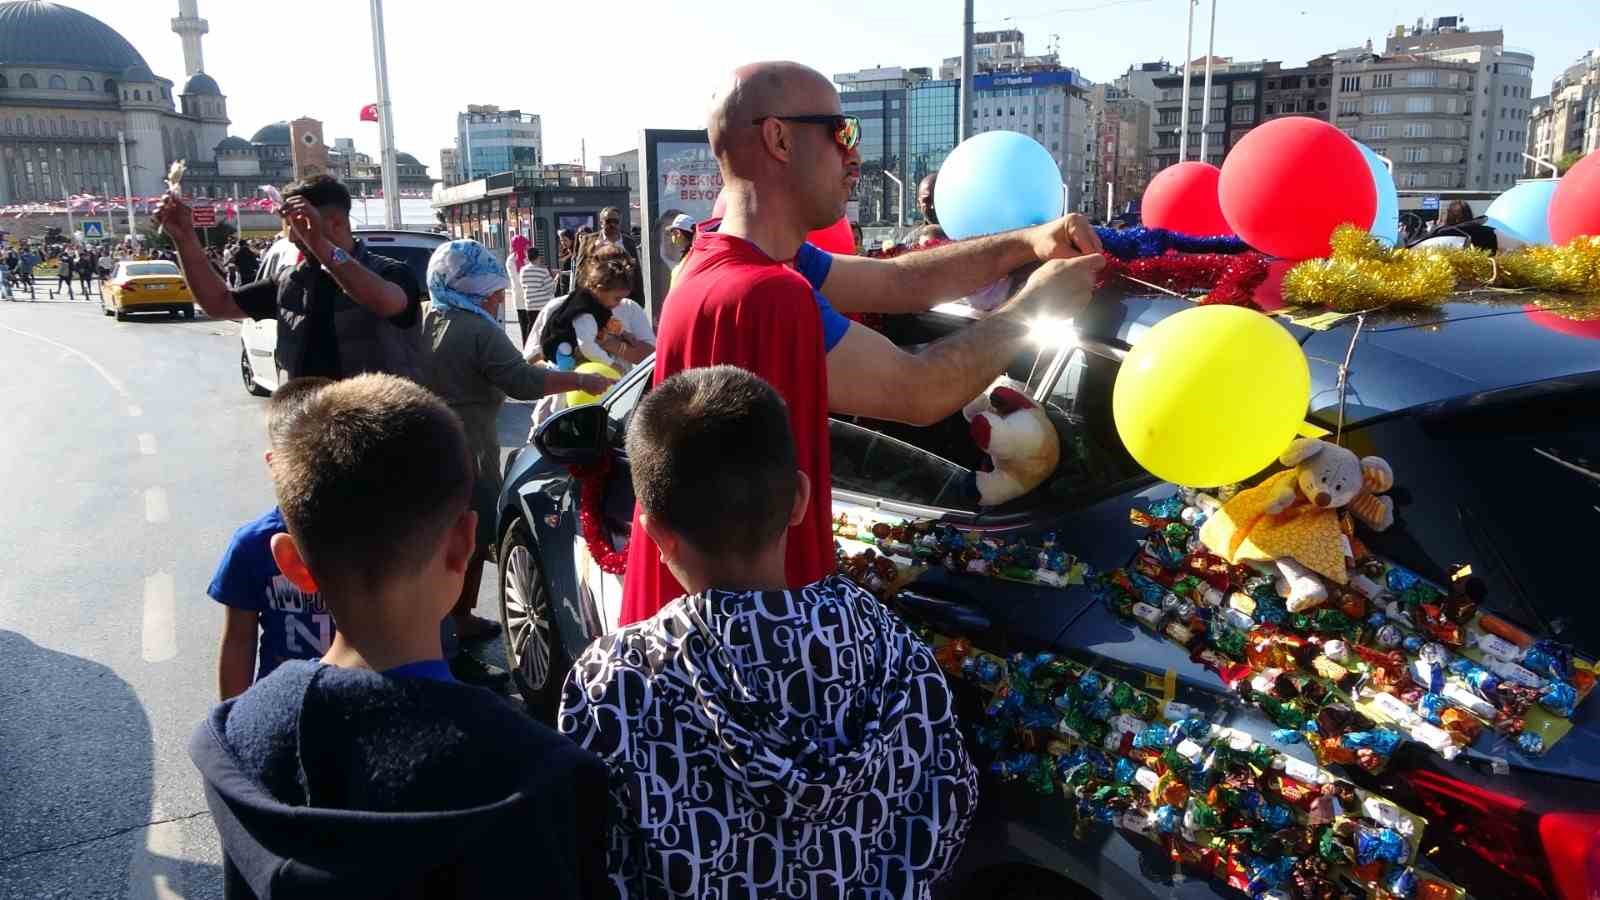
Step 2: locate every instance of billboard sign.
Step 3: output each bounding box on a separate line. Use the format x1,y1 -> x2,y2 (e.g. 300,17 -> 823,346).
638,129 -> 722,318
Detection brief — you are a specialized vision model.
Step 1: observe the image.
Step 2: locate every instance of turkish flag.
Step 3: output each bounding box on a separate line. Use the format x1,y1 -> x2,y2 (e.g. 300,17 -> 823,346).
359,103 -> 379,123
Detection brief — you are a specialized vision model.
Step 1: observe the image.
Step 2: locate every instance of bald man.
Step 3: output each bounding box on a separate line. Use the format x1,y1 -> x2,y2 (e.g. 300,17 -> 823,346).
918,171 -> 939,225
620,61 -> 1104,627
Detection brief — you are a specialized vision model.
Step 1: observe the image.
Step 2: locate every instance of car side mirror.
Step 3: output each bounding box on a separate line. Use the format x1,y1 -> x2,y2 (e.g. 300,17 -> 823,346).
534,403 -> 608,465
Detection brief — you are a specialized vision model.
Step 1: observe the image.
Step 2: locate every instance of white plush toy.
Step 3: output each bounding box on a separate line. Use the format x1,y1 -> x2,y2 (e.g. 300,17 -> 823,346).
963,377 -> 1061,507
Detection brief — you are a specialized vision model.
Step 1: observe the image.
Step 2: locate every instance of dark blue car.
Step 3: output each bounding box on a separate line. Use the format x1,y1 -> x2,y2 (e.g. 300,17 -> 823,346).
493,292 -> 1600,900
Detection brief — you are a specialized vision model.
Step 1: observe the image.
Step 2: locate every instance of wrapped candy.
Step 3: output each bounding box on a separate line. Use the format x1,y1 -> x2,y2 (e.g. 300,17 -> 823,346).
1518,731 -> 1546,756
1114,757 -> 1138,785
1355,826 -> 1406,865
933,638 -> 972,676
1186,796 -> 1221,831
1149,494 -> 1186,520
1341,728 -> 1403,757
1540,681 -> 1578,718
1385,866 -> 1419,899
1417,692 -> 1448,725
1259,803 -> 1293,829
1270,728 -> 1303,745
1155,804 -> 1181,834
1523,640 -> 1572,682
1376,624 -> 1404,649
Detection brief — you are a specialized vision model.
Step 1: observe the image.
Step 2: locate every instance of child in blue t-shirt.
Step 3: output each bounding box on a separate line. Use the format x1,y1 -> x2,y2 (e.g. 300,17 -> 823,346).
210,377 -> 335,699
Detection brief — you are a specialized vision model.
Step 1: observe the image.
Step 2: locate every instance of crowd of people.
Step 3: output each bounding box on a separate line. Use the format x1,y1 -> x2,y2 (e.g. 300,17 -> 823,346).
150,58 -> 1110,900
0,234 -> 272,302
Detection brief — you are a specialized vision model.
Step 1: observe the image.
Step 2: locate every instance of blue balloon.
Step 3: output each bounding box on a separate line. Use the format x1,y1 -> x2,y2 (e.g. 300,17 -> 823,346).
935,131 -> 1065,240
1486,179 -> 1558,246
1357,142 -> 1399,247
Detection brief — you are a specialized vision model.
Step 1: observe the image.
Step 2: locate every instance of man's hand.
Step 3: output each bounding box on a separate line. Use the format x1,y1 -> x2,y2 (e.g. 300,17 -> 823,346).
1028,213 -> 1103,262
1007,254 -> 1106,318
152,194 -> 194,239
282,198 -> 333,261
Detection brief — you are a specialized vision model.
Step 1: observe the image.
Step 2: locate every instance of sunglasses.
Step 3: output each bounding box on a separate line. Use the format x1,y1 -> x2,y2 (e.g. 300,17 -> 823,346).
751,114 -> 861,151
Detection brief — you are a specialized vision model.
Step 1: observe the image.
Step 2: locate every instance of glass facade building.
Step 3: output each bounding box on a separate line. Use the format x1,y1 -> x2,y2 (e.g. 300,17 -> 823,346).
907,79 -> 959,225
456,107 -> 542,182
840,89 -> 906,227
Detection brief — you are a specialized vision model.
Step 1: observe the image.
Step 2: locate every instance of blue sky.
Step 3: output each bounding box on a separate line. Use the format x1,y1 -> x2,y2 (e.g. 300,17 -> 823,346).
72,0 -> 1595,176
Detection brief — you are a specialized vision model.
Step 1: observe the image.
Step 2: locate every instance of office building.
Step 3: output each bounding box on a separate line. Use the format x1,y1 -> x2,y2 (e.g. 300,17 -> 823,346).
835,66 -> 928,227
1330,51 -> 1476,190
599,149 -> 640,213
1151,58 -> 1272,173
939,30 -> 1060,80
1384,16 -> 1534,189
455,104 -> 541,182
971,67 -> 1093,211
1525,49 -> 1599,172
1261,60 -> 1333,122
907,78 -> 959,224
1088,82 -> 1153,220
438,147 -> 460,187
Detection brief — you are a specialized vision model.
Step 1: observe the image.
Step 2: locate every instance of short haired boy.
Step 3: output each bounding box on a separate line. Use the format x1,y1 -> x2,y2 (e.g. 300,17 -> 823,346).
210,376 -> 335,700
190,374 -> 608,900
559,366 -> 978,898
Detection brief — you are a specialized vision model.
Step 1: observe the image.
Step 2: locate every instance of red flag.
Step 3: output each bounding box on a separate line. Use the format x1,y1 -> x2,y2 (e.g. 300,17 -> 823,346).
359,103 -> 379,123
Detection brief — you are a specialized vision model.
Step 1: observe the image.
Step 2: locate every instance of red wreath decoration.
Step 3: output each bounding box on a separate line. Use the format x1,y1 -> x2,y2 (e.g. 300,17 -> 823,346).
1099,252 -> 1272,306
572,460 -> 628,575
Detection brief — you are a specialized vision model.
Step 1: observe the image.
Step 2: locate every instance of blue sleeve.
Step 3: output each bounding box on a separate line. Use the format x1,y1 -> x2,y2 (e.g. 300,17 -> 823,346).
207,522 -> 274,611
795,242 -> 850,352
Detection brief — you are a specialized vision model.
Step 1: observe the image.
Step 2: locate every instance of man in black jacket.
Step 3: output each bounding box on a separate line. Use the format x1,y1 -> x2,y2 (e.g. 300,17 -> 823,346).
154,176 -> 423,381
188,374 -> 609,900
572,206 -> 641,299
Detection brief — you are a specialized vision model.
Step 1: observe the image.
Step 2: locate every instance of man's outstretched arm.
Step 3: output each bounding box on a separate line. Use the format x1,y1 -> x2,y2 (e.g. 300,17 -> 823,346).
152,194 -> 246,319
826,254 -> 1104,426
820,213 -> 1103,315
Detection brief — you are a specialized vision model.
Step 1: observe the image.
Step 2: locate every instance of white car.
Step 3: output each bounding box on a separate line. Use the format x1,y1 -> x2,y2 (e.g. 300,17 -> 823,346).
239,229 -> 448,396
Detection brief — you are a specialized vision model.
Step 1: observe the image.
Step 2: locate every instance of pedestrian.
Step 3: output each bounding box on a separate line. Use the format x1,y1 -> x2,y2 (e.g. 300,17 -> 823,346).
618,62 -> 1102,625
153,175 -> 424,380
555,228 -> 576,295
76,249 -> 96,298
917,170 -> 940,225
559,366 -> 978,897
536,245 -> 653,372
572,207 -> 641,298
661,213 -> 696,291
17,246 -> 38,296
515,248 -> 557,346
187,374 -> 611,900
0,254 -> 12,301
416,239 -> 613,683
1432,199 -> 1498,253
52,250 -> 76,300
210,377 -> 337,701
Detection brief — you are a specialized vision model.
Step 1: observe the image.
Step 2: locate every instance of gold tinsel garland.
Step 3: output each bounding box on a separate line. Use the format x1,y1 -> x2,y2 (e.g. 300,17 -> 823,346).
1282,225 -> 1600,311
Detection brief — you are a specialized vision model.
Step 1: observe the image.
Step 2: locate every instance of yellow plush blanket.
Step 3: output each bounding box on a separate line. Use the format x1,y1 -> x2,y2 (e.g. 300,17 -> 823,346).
1198,470 -> 1348,584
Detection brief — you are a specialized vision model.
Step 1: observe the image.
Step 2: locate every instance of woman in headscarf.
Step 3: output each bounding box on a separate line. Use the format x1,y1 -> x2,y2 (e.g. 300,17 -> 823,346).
419,239 -> 613,651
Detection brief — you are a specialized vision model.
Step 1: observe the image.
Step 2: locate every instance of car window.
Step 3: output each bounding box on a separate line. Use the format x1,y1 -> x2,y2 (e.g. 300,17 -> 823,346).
830,419 -> 979,511
122,263 -> 178,277
363,243 -> 436,286
1035,346 -> 1148,503
604,367 -> 650,449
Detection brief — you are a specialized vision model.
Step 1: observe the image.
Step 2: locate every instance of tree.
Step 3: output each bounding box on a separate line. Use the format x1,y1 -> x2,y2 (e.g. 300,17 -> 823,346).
1557,151 -> 1584,175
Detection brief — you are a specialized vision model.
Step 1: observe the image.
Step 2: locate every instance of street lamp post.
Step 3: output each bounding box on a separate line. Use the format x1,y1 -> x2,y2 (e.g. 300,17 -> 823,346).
882,170 -> 906,231
117,130 -> 136,237
368,0 -> 402,229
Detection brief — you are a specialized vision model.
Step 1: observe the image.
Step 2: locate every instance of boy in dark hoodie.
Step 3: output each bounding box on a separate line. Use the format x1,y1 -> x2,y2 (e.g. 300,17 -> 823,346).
558,365 -> 979,899
189,373 -> 609,900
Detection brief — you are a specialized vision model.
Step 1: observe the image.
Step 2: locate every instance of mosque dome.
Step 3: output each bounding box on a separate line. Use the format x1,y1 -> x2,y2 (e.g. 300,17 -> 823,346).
182,71 -> 221,95
250,122 -> 290,145
0,2 -> 152,74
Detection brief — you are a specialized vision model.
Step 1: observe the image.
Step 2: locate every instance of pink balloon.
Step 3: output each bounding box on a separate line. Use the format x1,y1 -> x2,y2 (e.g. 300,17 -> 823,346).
1219,118 -> 1376,260
1142,162 -> 1231,236
807,217 -> 856,255
1548,151 -> 1600,245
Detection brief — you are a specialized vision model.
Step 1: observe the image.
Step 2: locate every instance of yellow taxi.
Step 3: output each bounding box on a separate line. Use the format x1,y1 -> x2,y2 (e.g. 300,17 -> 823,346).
103,260 -> 196,320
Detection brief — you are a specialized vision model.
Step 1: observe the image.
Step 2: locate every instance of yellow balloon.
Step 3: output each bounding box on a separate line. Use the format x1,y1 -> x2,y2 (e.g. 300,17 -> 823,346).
565,361 -> 621,406
1112,305 -> 1309,487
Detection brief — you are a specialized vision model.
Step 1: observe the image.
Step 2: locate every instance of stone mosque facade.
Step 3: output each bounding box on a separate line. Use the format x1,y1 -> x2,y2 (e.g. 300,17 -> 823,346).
0,1 -> 433,205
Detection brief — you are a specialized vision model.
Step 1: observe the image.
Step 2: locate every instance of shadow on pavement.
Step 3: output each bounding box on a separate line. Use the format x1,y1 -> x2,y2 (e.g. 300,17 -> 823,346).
0,631 -> 222,899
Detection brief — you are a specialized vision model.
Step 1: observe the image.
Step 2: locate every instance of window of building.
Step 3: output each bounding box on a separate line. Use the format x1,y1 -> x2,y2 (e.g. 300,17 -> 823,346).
1498,128 -> 1505,141
1372,73 -> 1393,89
19,73 -> 36,89
1189,108 -> 1201,124
48,74 -> 66,90
1231,81 -> 1256,100
1369,97 -> 1391,115
1264,102 -> 1276,115
1404,147 -> 1427,163
1409,70 -> 1439,87
1400,171 -> 1423,187
1367,123 -> 1388,139
1404,122 -> 1430,138
1231,106 -> 1254,124
1338,99 -> 1360,116
1340,76 -> 1360,92
0,74 -> 6,89
77,76 -> 93,91
1406,96 -> 1434,113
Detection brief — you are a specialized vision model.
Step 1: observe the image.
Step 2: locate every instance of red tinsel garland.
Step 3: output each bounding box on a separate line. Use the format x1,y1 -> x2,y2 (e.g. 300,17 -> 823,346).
1099,252 -> 1272,305
572,461 -> 628,575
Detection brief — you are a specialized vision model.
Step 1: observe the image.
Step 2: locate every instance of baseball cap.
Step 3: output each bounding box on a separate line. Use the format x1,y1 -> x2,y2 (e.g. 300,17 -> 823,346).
669,213 -> 697,233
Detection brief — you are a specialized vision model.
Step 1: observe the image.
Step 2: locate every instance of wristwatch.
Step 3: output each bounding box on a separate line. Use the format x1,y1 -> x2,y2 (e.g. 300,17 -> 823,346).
327,246 -> 353,267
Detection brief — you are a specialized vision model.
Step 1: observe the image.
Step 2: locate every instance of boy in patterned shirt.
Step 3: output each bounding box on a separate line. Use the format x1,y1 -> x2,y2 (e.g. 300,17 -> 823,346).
558,366 -> 978,899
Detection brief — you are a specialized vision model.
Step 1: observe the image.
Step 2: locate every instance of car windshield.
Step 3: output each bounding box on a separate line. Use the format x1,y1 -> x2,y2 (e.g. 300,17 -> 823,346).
123,263 -> 178,276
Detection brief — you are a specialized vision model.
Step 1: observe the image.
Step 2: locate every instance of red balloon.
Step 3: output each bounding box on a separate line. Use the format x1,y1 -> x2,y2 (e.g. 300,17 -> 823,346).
807,217 -> 856,255
1548,151 -> 1600,245
1142,162 -> 1230,236
1218,118 -> 1377,260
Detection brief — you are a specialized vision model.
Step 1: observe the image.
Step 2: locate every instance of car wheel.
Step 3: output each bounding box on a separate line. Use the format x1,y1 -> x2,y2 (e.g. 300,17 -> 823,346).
114,310 -> 126,321
168,310 -> 179,318
498,516 -> 568,721
182,307 -> 194,319
241,347 -> 270,397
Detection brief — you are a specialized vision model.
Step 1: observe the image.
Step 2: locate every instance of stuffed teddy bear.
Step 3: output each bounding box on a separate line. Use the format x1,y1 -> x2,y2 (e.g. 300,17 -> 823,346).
963,377 -> 1060,507
1198,437 -> 1395,612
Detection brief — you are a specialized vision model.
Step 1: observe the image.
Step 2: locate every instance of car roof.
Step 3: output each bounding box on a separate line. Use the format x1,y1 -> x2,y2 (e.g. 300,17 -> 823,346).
1075,290 -> 1600,428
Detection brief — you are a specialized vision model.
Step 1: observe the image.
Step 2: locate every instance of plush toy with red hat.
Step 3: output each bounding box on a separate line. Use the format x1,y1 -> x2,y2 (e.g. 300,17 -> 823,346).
964,378 -> 1061,507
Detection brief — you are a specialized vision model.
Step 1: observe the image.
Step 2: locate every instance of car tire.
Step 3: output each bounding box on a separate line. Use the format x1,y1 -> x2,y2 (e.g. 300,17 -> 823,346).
168,310 -> 179,318
114,310 -> 126,321
497,516 -> 569,722
182,307 -> 194,319
241,347 -> 270,397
